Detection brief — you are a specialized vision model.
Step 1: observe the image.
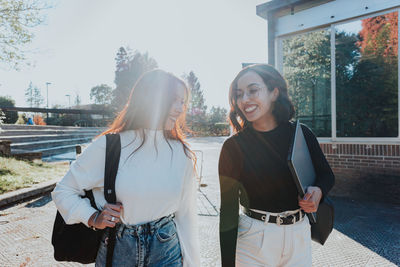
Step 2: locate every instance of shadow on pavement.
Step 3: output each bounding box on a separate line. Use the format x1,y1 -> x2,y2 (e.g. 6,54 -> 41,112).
330,173 -> 400,266
25,194 -> 52,208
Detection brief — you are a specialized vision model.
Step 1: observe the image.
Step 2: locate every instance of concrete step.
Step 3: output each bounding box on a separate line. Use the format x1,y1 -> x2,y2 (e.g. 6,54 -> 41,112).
0,129 -> 102,136
0,125 -> 103,158
0,133 -> 98,143
0,124 -> 105,131
12,144 -> 80,157
10,137 -> 93,151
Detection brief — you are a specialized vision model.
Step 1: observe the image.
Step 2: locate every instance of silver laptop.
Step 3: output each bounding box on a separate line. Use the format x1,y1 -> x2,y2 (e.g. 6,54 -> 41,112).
287,120 -> 317,223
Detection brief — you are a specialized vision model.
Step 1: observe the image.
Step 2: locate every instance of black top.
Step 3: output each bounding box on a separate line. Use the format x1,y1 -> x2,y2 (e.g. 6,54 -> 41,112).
218,121 -> 335,267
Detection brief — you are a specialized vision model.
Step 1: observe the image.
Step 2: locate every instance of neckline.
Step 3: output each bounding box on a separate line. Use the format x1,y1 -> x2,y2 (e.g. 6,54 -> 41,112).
250,121 -> 288,135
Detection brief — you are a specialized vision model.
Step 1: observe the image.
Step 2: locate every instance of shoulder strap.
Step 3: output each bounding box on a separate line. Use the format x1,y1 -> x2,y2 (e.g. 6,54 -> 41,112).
104,133 -> 121,267
104,133 -> 121,203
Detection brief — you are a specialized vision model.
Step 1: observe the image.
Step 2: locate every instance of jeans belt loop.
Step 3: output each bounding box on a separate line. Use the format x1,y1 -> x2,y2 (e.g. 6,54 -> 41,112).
291,214 -> 296,224
117,224 -> 124,238
263,213 -> 270,225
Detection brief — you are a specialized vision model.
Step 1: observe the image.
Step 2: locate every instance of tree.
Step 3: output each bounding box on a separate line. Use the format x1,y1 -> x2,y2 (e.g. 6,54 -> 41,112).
337,12 -> 398,137
208,106 -> 227,124
184,71 -> 207,116
207,106 -> 229,135
112,47 -> 158,111
357,12 -> 398,61
183,71 -> 208,134
0,0 -> 51,69
25,81 -> 43,107
283,30 -> 331,136
90,84 -> 112,105
0,95 -> 18,123
25,81 -> 34,107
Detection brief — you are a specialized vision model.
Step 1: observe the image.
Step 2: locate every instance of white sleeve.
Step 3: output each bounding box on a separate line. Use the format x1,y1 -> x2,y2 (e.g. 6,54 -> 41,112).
51,135 -> 106,227
174,158 -> 201,267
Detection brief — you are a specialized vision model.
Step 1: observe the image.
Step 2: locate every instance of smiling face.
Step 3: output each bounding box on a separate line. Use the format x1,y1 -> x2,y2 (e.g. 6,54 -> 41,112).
164,84 -> 186,130
235,71 -> 278,130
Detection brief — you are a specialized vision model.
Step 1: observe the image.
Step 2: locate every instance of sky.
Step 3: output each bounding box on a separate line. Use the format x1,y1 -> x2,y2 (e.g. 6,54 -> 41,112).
0,0 -> 269,111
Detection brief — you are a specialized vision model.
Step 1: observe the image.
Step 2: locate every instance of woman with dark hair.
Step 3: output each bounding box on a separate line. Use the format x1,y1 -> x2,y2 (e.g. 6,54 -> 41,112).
52,69 -> 200,266
219,64 -> 334,267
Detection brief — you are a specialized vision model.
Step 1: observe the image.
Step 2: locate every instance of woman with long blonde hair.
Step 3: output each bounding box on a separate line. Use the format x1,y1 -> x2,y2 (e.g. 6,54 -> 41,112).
52,69 -> 200,266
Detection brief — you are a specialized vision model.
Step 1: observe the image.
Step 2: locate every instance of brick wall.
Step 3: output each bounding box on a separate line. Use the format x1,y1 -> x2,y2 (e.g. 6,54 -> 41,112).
320,143 -> 400,177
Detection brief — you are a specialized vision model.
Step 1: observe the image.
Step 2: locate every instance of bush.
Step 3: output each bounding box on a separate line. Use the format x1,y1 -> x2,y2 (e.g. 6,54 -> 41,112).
33,115 -> 46,125
209,122 -> 230,136
15,113 -> 28,124
0,96 -> 18,124
0,109 -> 5,125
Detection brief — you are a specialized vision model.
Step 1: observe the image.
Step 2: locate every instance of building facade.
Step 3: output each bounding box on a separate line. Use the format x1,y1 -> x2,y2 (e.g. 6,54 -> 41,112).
256,0 -> 400,180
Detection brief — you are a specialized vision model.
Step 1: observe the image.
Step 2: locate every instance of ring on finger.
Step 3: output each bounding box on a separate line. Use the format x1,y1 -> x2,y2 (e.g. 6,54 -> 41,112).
111,216 -> 116,222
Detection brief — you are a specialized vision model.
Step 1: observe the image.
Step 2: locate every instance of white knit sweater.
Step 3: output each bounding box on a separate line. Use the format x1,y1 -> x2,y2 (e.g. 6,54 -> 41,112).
51,129 -> 200,267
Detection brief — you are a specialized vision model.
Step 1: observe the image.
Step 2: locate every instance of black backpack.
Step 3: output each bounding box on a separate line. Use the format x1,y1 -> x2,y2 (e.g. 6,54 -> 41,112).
51,134 -> 121,266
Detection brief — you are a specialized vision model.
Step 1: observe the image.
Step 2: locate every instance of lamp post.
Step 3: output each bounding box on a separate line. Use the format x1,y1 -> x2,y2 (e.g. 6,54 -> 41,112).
46,82 -> 51,123
65,94 -> 71,108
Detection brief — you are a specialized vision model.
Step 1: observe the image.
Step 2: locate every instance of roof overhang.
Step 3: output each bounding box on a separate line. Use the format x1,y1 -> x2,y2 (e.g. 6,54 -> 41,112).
256,0 -> 334,21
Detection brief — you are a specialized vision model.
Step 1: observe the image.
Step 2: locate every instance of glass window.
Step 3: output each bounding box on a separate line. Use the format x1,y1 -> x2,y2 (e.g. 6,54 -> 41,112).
335,11 -> 398,137
283,29 -> 332,137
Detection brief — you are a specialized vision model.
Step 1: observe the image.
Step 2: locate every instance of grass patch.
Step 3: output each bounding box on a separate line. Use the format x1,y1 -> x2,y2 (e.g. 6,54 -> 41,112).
0,156 -> 70,194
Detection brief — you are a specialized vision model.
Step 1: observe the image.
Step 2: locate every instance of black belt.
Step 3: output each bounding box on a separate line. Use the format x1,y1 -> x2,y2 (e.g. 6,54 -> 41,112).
243,208 -> 304,225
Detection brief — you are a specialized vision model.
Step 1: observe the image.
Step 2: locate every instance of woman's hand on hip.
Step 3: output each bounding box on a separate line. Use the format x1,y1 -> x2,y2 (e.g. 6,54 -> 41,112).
89,203 -> 123,229
298,186 -> 322,213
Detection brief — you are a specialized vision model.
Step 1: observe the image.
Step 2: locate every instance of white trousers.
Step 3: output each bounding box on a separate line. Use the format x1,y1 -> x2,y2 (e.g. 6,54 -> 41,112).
236,211 -> 312,267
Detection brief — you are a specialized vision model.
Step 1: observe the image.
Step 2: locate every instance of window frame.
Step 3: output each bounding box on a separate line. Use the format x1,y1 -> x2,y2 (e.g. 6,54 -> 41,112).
276,8 -> 400,143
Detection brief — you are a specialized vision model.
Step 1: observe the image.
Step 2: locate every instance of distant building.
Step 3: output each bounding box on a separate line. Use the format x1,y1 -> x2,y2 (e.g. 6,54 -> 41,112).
256,0 -> 400,179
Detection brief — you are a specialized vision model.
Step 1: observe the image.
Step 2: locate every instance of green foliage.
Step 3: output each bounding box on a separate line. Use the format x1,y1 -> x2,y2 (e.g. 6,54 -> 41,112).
0,95 -> 18,123
112,47 -> 158,111
283,13 -> 398,137
90,84 -> 113,105
208,106 -> 227,124
0,109 -> 5,125
183,71 -> 208,134
0,0 -> 51,69
207,107 -> 229,136
283,30 -> 331,137
210,122 -> 230,136
185,71 -> 207,117
335,15 -> 398,137
0,156 -> 69,194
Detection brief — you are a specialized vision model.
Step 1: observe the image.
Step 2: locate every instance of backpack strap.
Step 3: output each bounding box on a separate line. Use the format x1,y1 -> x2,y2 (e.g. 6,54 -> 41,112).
104,133 -> 121,267
104,134 -> 121,203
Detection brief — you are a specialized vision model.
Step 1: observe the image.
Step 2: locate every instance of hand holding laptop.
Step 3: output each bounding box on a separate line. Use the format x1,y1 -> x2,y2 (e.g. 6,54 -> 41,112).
298,186 -> 322,213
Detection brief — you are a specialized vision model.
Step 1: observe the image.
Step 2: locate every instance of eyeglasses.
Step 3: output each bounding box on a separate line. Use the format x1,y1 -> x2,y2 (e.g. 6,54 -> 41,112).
235,86 -> 265,101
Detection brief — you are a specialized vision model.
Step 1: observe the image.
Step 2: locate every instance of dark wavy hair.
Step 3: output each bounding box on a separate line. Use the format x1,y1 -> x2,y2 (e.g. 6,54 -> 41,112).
228,64 -> 295,133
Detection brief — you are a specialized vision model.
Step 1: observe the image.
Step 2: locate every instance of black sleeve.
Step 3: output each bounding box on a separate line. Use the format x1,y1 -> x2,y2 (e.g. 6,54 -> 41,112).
219,138 -> 241,267
301,125 -> 335,198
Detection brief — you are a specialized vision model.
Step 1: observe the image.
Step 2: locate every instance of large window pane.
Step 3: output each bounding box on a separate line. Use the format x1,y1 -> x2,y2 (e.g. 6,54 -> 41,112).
283,29 -> 331,137
336,12 -> 398,137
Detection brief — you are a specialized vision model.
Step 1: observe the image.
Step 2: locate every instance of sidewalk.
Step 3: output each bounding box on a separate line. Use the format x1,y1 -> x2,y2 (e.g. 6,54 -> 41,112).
0,137 -> 399,266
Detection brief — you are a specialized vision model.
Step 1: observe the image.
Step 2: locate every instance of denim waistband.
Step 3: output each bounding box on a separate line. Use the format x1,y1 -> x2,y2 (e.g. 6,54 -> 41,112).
116,214 -> 175,237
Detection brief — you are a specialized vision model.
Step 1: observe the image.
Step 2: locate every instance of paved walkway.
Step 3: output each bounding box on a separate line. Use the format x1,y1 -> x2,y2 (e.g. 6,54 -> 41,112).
0,137 -> 399,266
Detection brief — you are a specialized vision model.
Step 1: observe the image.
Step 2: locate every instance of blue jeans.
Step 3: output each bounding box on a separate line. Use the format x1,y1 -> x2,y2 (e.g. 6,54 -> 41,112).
95,215 -> 183,267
